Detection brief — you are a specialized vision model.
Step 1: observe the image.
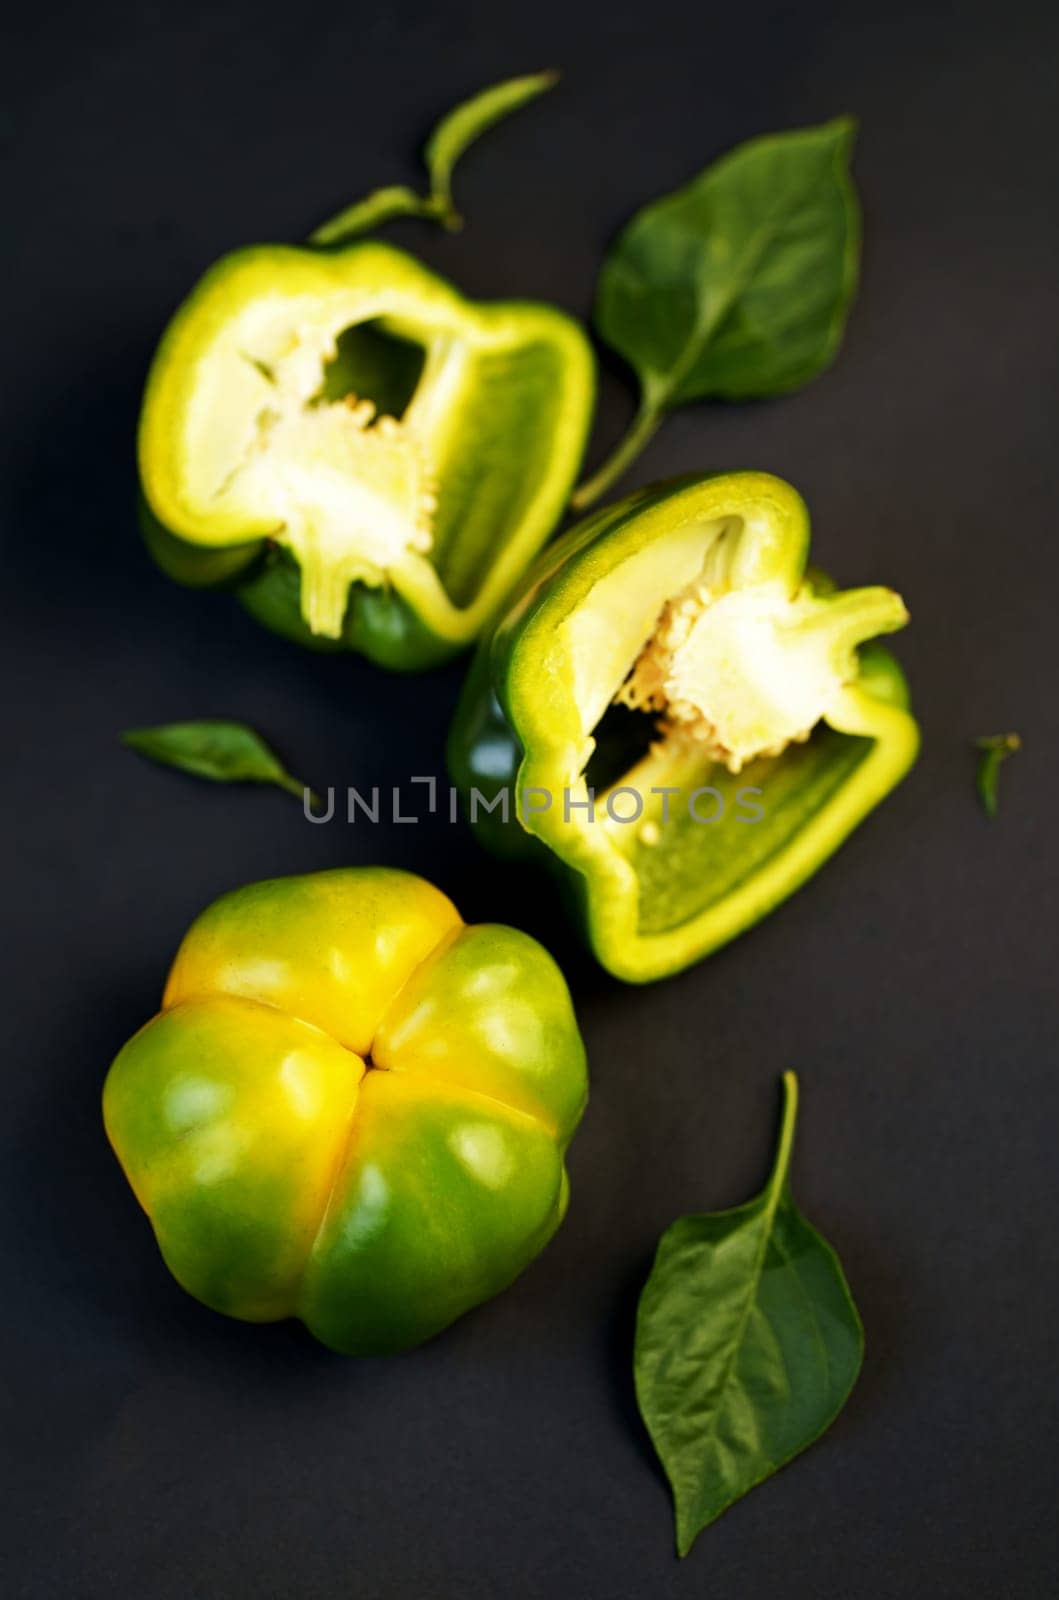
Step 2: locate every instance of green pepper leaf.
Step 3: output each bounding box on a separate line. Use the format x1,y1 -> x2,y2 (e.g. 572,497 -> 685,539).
311,69 -> 559,245
309,185 -> 434,246
574,120 -> 860,508
423,69 -> 559,226
975,732 -> 1021,819
634,1072 -> 863,1556
121,721 -> 316,804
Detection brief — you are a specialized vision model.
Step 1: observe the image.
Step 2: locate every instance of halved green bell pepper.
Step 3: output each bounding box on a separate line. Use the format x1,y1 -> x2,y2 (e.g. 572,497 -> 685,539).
138,241 -> 594,670
449,472 -> 919,982
103,867 -> 587,1355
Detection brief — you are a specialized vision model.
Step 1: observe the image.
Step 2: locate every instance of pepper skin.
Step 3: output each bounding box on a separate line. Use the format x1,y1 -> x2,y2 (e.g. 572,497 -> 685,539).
448,472 -> 919,983
103,868 -> 587,1355
138,241 -> 594,670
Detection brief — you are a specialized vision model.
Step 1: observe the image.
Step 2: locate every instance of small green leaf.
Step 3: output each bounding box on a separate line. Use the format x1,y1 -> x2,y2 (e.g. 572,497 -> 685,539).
121,721 -> 316,804
310,69 -> 559,245
635,1072 -> 863,1556
975,732 -> 1021,819
423,69 -> 559,227
309,185 -> 435,245
575,119 -> 860,508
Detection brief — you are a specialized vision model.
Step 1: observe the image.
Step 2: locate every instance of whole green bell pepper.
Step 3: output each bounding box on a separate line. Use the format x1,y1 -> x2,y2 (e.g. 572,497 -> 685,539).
138,241 -> 594,670
103,868 -> 587,1355
449,472 -> 919,983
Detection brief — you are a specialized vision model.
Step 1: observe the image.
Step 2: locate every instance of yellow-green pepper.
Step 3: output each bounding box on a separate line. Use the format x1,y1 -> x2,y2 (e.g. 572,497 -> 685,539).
103,868 -> 588,1355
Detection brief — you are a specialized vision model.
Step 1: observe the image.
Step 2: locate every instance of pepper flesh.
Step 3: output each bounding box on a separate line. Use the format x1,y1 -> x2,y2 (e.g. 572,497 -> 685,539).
138,241 -> 594,669
103,868 -> 587,1354
448,472 -> 919,983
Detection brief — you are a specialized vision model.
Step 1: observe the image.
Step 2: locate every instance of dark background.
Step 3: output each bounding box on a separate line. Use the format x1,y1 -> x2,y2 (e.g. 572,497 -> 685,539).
4,2 -> 1057,1595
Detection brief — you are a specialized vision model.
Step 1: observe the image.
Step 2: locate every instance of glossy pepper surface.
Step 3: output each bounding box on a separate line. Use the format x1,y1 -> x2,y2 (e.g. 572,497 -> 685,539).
103,868 -> 588,1354
138,241 -> 594,670
449,472 -> 918,983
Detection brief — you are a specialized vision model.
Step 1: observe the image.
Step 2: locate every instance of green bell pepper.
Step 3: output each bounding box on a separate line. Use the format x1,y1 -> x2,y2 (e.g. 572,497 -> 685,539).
449,472 -> 919,983
103,868 -> 588,1355
138,241 -> 594,669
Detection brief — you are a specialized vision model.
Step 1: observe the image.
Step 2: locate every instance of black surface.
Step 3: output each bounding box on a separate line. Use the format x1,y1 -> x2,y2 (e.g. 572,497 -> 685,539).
4,3 -> 1057,1596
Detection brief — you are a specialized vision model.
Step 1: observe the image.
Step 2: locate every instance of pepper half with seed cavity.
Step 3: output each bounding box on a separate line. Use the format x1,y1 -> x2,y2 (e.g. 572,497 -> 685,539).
138,242 -> 594,669
448,472 -> 919,982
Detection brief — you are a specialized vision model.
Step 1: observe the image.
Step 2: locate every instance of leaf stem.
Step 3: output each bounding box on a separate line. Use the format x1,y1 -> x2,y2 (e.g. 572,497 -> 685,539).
768,1071 -> 800,1201
278,774 -> 320,806
570,393 -> 664,511
974,732 -> 1021,819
